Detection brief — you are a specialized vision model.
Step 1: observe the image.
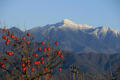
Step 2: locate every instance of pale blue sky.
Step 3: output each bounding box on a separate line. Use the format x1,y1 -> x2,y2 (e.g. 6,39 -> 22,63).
0,0 -> 120,30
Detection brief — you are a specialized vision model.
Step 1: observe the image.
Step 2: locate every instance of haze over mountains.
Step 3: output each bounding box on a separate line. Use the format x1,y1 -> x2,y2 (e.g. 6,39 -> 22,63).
5,19 -> 120,53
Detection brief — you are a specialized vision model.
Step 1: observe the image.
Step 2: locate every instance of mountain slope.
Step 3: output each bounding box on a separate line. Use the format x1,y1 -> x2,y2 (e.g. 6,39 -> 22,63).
64,52 -> 120,73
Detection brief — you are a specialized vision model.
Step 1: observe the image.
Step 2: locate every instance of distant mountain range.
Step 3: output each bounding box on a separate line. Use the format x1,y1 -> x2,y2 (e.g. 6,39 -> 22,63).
4,19 -> 120,53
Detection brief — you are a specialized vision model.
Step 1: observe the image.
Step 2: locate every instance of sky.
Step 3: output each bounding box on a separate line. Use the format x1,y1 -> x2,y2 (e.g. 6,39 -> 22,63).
0,0 -> 120,30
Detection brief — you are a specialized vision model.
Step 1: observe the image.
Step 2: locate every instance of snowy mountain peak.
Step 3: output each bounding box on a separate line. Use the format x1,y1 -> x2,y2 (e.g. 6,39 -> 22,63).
57,19 -> 93,30
62,19 -> 76,25
44,19 -> 93,30
41,20 -> 119,36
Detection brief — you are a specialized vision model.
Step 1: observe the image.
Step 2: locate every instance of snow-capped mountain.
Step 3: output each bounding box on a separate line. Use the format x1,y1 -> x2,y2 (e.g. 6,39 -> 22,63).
32,19 -> 120,39
44,19 -> 93,30
5,19 -> 120,53
27,19 -> 120,53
